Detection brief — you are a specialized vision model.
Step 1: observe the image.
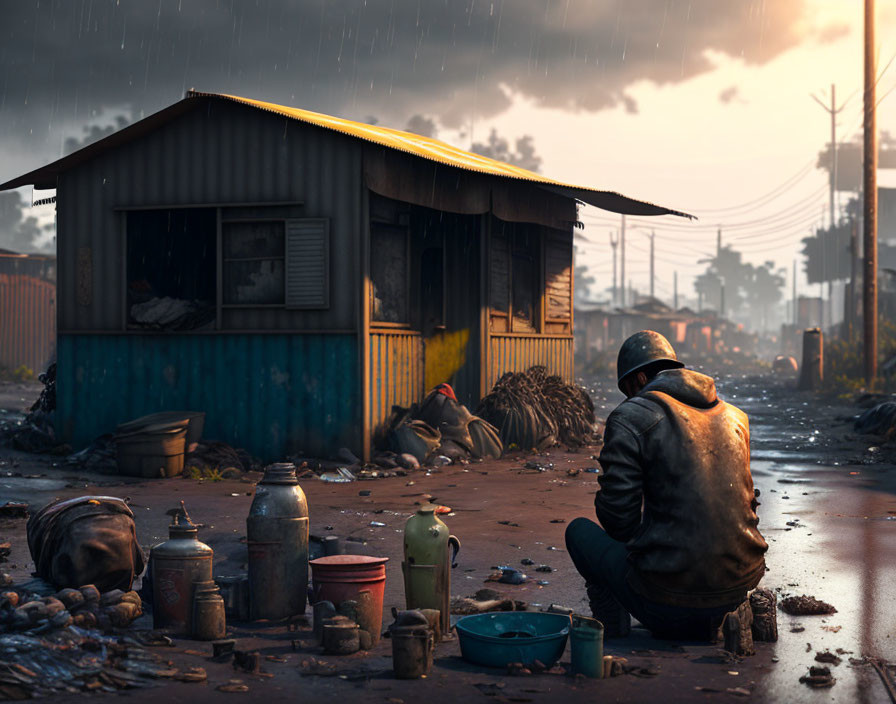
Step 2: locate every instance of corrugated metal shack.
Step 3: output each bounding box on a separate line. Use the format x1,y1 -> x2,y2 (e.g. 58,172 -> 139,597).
0,91 -> 686,460
0,249 -> 56,374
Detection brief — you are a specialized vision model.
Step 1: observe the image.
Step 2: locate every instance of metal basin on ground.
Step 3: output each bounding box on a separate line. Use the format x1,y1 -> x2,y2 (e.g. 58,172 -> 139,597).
455,611 -> 571,668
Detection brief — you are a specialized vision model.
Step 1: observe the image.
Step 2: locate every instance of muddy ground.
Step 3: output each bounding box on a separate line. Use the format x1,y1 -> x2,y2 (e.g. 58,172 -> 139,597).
0,372 -> 894,703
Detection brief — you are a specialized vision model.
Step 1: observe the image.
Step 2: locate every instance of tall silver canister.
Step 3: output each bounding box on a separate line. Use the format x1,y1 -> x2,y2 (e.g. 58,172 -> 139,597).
247,462 -> 309,620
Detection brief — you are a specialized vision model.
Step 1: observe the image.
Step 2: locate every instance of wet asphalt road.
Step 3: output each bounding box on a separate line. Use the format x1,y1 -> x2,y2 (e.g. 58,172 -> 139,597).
0,375 -> 894,702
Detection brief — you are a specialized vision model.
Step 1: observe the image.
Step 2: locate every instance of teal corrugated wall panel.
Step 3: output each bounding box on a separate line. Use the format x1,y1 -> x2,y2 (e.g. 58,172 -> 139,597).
57,333 -> 360,461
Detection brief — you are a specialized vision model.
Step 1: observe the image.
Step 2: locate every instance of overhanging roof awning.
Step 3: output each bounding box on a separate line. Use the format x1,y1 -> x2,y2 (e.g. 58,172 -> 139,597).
0,91 -> 693,219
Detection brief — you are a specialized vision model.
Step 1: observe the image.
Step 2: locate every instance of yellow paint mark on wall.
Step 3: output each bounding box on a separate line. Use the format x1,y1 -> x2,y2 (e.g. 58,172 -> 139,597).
424,328 -> 470,391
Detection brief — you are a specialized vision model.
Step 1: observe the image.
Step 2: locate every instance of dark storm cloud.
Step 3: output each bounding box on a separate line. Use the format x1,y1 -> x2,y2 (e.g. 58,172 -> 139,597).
1,0 -> 809,180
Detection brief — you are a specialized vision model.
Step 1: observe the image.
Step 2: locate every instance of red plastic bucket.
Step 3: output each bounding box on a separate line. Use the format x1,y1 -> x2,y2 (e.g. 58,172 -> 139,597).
310,555 -> 389,643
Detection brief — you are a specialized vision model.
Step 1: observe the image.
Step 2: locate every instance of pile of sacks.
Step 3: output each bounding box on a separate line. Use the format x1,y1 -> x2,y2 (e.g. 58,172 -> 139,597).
476,366 -> 596,451
377,384 -> 503,465
0,586 -> 143,633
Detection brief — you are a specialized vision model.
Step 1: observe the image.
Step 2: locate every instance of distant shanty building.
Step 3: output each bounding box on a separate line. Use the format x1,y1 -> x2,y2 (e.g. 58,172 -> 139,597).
0,91 -> 686,460
0,249 -> 56,375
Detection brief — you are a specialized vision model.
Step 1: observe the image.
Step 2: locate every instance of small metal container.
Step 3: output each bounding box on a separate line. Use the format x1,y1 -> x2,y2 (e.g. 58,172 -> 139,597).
313,600 -> 336,644
192,581 -> 227,641
322,618 -> 360,654
391,626 -> 434,679
150,511 -> 213,634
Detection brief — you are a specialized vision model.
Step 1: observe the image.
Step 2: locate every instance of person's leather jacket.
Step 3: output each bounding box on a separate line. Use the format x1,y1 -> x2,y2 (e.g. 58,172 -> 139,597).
596,368 -> 768,607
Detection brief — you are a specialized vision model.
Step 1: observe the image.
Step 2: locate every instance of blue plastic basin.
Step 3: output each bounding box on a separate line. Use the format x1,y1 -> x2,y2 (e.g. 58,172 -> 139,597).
455,611 -> 571,668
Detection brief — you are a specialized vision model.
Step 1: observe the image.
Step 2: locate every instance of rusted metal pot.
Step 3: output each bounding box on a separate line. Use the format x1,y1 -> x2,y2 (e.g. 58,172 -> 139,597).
247,463 -> 309,620
392,625 -> 434,679
322,617 -> 361,654
149,513 -> 213,635
310,555 -> 388,645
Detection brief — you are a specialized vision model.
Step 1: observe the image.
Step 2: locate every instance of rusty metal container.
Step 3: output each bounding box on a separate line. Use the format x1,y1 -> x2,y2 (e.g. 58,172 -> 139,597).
191,581 -> 227,641
149,513 -> 213,634
402,506 -> 460,636
247,463 -> 309,620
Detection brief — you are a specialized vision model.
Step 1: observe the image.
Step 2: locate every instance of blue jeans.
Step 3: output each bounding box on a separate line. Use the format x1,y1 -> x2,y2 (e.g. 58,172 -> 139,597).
564,517 -> 739,640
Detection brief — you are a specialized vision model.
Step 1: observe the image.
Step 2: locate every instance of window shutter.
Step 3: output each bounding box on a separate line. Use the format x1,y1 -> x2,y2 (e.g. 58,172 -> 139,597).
545,235 -> 572,320
286,218 -> 330,309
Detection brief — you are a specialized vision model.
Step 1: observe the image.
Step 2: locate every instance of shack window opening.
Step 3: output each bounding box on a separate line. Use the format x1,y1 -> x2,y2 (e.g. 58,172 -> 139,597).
222,220 -> 286,305
511,225 -> 538,333
126,208 -> 216,331
370,223 -> 409,324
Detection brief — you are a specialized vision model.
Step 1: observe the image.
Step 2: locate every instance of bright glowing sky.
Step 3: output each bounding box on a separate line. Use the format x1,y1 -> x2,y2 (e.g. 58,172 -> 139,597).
440,0 -> 896,306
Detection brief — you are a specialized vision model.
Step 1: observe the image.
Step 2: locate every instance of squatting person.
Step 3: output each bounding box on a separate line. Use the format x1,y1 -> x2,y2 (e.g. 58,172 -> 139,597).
566,330 -> 768,639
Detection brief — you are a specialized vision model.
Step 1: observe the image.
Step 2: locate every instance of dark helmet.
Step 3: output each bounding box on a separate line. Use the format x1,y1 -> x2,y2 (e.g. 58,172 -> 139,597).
616,330 -> 684,390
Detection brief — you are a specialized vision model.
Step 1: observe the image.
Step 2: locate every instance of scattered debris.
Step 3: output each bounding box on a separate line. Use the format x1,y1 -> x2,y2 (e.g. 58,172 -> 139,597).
780,595 -> 837,616
815,651 -> 842,666
0,503 -> 29,519
854,402 -> 896,438
0,626 -> 201,697
217,679 -> 250,693
800,665 -> 836,688
185,441 -> 259,476
721,601 -> 754,656
319,468 -> 356,483
749,587 -> 778,642
450,590 -> 527,615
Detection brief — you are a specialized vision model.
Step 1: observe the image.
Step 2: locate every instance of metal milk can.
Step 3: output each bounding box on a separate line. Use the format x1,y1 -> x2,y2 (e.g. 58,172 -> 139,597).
247,462 -> 309,620
402,506 -> 460,635
150,511 -> 213,634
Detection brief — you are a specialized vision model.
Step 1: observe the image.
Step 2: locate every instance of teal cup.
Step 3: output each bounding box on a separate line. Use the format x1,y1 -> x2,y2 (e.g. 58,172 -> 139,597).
569,615 -> 604,678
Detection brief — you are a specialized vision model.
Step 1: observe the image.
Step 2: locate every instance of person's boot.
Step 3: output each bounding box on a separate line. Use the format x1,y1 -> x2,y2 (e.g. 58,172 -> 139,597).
586,582 -> 631,637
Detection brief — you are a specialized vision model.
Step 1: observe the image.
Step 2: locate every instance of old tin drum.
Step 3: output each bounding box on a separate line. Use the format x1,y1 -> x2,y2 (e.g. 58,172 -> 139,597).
149,520 -> 213,635
310,555 -> 388,643
455,612 -> 570,669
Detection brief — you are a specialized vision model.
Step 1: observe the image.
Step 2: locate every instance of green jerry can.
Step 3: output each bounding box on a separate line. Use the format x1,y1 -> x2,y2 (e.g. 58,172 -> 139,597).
402,506 -> 460,636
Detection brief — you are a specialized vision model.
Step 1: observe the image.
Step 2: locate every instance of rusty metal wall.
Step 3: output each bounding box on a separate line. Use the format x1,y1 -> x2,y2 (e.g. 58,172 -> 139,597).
56,97 -> 362,332
0,273 -> 56,373
57,332 -> 360,460
487,334 -> 574,391
369,330 -> 423,436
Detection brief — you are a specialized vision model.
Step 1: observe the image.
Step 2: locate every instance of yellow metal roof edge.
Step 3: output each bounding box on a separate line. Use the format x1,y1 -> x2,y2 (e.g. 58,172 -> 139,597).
188,91 -> 694,219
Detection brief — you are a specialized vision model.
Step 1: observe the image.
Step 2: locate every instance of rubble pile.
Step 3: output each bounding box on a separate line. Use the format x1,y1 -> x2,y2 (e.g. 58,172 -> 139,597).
184,441 -> 260,476
476,366 -> 596,451
375,384 -> 503,465
0,586 -> 143,633
853,402 -> 896,439
780,595 -> 837,616
0,628 -> 203,698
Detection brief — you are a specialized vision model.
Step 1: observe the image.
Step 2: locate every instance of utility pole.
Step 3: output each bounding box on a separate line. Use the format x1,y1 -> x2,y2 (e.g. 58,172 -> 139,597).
850,217 -> 859,339
793,259 -> 798,325
609,231 -> 619,306
620,215 -> 626,307
863,0 -> 878,387
647,230 -> 656,299
717,227 -> 724,314
812,84 -> 846,229
674,271 -> 679,310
